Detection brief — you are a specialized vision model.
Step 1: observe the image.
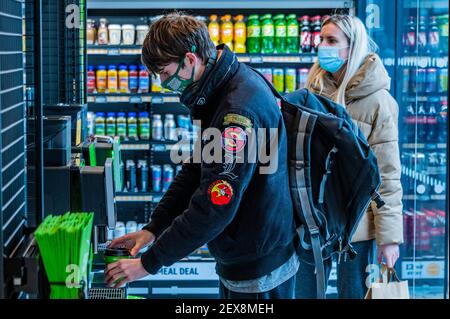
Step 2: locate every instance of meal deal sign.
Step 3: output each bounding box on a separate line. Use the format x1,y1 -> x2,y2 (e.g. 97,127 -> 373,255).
141,262 -> 219,281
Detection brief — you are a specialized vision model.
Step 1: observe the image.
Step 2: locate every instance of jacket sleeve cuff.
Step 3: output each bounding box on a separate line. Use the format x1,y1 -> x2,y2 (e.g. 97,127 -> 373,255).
140,249 -> 163,275
142,220 -> 165,239
374,212 -> 404,246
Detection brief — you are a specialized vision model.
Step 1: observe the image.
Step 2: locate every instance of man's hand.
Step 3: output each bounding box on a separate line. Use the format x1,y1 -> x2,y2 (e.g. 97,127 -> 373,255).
377,243 -> 400,268
108,230 -> 155,256
104,258 -> 149,288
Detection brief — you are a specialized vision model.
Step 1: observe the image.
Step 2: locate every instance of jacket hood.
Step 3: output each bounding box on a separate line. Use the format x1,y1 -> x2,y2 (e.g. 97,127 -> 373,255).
181,44 -> 239,117
345,53 -> 391,100
311,53 -> 391,102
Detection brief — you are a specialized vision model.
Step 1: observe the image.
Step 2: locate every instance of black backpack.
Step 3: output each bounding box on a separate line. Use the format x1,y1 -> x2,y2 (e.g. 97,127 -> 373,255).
255,70 -> 384,299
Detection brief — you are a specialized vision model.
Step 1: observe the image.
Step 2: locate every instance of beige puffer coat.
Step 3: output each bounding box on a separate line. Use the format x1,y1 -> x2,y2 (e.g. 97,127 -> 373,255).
309,53 -> 404,246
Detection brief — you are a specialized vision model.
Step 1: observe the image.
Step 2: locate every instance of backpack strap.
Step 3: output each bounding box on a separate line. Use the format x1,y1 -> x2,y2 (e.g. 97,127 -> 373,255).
318,146 -> 338,204
253,65 -> 327,298
295,110 -> 326,299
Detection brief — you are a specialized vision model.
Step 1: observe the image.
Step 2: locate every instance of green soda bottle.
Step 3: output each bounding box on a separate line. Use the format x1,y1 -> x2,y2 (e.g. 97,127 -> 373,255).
286,14 -> 299,53
247,15 -> 261,54
274,14 -> 287,54
261,14 -> 274,54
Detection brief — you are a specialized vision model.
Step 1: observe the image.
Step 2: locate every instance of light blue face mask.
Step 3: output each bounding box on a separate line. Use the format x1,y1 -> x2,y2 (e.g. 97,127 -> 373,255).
318,45 -> 348,73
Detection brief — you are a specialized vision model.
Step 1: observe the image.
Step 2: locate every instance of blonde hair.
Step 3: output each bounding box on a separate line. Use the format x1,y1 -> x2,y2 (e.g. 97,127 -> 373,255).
306,15 -> 378,108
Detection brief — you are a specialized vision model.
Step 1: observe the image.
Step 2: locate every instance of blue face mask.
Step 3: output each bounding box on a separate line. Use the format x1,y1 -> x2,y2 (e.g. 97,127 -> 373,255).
318,45 -> 348,73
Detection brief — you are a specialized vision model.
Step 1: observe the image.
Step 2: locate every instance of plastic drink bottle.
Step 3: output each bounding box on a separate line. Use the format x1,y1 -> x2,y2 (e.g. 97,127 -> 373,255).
87,65 -> 96,93
274,14 -> 287,54
107,65 -> 118,93
116,112 -> 127,140
106,112 -> 116,136
261,14 -> 274,54
286,14 -> 299,53
220,15 -> 234,51
96,65 -> 107,93
247,15 -> 261,54
234,15 -> 247,53
127,112 -> 138,141
118,64 -> 129,93
208,15 -> 220,46
129,65 -> 139,94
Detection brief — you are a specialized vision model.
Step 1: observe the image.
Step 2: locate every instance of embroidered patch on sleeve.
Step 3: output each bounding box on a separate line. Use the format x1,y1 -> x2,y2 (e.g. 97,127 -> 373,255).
222,126 -> 248,153
223,113 -> 253,130
207,180 -> 234,206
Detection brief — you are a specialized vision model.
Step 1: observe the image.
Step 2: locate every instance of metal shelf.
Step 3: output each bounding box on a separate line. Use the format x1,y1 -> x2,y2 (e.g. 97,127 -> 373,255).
87,46 -> 317,64
115,193 -> 153,202
87,93 -> 180,104
87,0 -> 354,10
383,56 -> 448,68
119,141 -> 191,152
402,96 -> 447,103
120,142 -> 150,151
401,143 -> 447,150
403,194 -> 446,201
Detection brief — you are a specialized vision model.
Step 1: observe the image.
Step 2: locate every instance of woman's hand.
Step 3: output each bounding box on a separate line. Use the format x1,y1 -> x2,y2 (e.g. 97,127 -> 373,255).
377,243 -> 400,268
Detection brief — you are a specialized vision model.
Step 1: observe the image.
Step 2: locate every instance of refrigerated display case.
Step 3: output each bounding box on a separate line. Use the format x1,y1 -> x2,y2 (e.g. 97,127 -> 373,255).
85,0 -> 354,299
358,0 -> 449,299
82,0 -> 448,299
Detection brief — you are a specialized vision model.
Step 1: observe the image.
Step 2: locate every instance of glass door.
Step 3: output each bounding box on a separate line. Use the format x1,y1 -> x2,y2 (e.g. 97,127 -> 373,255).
358,0 -> 448,299
398,0 -> 448,299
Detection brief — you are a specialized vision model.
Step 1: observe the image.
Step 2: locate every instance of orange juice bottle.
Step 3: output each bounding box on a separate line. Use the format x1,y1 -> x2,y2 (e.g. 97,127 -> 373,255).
107,65 -> 118,93
96,65 -> 107,93
208,15 -> 220,46
220,15 -> 234,51
234,15 -> 246,53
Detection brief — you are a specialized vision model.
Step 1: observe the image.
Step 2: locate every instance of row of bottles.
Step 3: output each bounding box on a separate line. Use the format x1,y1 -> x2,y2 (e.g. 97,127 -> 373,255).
402,100 -> 447,144
402,15 -> 448,55
208,14 -> 325,54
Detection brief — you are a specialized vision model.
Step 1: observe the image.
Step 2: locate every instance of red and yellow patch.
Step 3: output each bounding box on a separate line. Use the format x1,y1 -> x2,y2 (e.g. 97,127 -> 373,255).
207,180 -> 234,206
222,126 -> 247,153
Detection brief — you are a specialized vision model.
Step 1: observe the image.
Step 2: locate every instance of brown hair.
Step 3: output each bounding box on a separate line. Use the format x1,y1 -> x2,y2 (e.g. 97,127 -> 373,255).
141,12 -> 216,75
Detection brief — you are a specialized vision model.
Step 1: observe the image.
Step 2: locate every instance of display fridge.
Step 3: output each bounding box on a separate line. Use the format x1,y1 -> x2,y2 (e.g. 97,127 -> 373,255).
357,0 -> 449,299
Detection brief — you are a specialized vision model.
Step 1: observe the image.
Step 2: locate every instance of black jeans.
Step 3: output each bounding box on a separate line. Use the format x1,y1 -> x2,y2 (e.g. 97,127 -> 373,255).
219,275 -> 296,299
295,239 -> 377,299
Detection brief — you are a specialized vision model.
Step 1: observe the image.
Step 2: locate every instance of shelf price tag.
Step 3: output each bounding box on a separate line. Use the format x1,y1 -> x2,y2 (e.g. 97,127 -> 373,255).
95,96 -> 106,103
152,144 -> 165,152
130,96 -> 142,104
250,56 -> 263,63
107,48 -> 120,56
152,96 -> 163,104
153,195 -> 162,203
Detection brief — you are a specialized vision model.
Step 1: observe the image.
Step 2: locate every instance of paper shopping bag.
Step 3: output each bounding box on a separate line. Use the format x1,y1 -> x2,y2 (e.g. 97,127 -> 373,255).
365,264 -> 410,299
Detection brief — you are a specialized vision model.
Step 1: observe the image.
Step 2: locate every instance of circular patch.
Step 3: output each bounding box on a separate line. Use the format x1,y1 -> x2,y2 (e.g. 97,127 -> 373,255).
208,180 -> 234,206
222,126 -> 247,153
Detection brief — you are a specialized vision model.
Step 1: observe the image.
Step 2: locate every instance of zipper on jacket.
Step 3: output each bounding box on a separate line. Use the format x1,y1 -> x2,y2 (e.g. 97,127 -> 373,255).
347,182 -> 382,244
337,237 -> 343,264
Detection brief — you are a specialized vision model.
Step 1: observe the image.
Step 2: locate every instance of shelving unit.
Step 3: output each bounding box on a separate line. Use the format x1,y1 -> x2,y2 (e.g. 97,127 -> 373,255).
84,0 -> 353,299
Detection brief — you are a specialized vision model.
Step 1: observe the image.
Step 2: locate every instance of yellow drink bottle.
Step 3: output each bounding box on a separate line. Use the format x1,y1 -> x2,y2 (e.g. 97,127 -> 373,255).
208,15 -> 220,46
220,15 -> 234,51
234,15 -> 246,53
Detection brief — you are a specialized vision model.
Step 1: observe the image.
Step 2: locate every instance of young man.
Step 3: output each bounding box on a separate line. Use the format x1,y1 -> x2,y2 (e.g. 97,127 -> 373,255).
105,13 -> 297,299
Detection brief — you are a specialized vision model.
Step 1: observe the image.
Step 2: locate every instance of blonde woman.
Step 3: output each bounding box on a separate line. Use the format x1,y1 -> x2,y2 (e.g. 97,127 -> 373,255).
295,14 -> 403,299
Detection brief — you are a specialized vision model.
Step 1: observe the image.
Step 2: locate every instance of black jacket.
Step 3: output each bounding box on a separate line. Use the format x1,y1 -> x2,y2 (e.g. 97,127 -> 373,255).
141,45 -> 296,281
